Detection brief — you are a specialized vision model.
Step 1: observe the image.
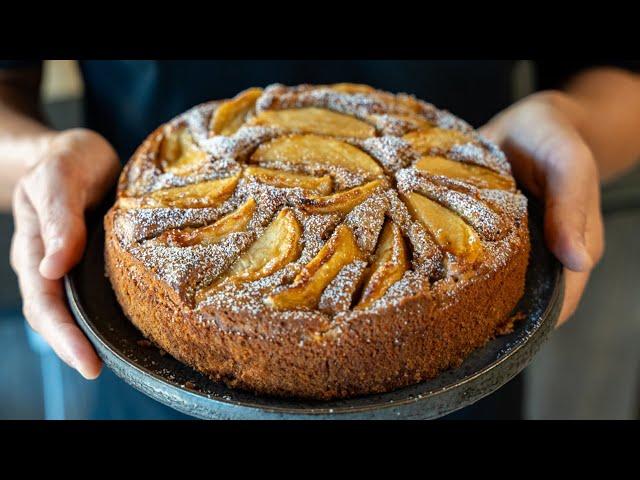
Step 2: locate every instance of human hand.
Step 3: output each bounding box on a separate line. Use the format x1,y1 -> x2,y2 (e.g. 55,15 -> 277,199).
10,128 -> 120,378
480,91 -> 605,326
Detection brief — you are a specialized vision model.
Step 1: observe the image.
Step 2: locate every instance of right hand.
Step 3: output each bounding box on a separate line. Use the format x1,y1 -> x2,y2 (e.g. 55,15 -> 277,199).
10,128 -> 120,378
479,91 -> 605,327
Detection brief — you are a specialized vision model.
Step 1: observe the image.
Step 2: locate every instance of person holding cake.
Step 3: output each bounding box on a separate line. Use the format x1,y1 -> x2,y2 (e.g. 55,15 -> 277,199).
1,61 -> 638,419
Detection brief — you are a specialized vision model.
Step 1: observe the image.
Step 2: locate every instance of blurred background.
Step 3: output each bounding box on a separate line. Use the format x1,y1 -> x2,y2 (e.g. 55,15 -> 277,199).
0,61 -> 638,419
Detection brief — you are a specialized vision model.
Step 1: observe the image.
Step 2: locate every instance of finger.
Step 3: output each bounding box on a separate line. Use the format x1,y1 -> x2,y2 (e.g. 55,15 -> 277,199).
485,121 -> 595,272
537,134 -> 596,273
554,173 -> 603,327
478,116 -> 506,145
12,186 -> 102,378
557,269 -> 591,327
486,98 -> 597,272
21,161 -> 88,280
23,286 -> 103,379
585,184 -> 605,265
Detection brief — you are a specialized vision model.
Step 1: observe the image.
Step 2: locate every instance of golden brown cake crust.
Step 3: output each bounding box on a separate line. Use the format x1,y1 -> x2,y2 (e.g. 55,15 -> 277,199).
104,83 -> 530,399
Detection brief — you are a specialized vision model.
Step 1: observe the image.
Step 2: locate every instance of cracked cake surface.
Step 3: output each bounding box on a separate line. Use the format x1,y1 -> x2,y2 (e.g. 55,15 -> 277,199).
105,83 -> 530,399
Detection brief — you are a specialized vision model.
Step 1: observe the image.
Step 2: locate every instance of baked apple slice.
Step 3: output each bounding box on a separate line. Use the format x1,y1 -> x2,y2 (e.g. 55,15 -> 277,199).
197,208 -> 302,300
357,221 -> 409,309
152,197 -> 256,247
248,107 -> 375,139
402,192 -> 482,262
329,83 -> 376,94
299,179 -> 385,215
403,127 -> 472,155
251,134 -> 383,177
243,166 -> 333,195
159,126 -> 209,175
415,155 -> 515,191
210,87 -> 263,136
267,225 -> 364,310
118,174 -> 239,209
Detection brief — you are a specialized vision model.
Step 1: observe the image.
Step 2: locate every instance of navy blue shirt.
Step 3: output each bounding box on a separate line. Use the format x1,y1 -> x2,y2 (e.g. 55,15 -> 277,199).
2,60 -> 637,162
80,60 -> 519,160
2,60 -> 520,160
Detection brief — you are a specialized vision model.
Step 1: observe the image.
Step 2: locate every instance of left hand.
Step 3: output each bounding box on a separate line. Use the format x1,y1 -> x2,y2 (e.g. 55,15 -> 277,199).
480,90 -> 605,327
10,128 -> 120,378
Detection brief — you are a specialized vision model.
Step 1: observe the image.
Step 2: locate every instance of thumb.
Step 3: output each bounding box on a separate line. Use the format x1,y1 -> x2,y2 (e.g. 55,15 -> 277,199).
481,104 -> 596,273
478,111 -> 509,145
21,160 -> 88,280
25,129 -> 119,280
38,206 -> 87,280
535,138 -> 596,273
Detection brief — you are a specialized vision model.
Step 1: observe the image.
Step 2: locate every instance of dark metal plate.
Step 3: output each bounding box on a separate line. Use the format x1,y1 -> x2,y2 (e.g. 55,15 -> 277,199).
65,195 -> 563,419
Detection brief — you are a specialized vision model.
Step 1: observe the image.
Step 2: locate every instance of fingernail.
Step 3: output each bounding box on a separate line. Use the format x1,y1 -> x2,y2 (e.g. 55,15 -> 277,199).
47,237 -> 64,255
79,364 -> 101,380
573,244 -> 592,271
39,256 -> 58,278
63,346 -> 82,373
58,349 -> 77,371
76,357 -> 101,380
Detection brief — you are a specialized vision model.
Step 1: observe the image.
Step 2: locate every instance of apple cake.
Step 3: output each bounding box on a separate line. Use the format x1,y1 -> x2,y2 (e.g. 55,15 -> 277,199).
105,83 -> 530,400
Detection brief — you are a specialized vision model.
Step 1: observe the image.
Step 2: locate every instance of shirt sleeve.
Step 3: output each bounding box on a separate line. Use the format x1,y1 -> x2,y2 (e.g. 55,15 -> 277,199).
534,60 -> 640,90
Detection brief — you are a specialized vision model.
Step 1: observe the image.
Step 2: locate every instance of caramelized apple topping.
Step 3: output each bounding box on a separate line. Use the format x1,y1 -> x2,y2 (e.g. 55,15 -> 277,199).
210,87 -> 263,136
249,107 -> 375,139
119,84 -> 523,315
403,127 -> 472,155
415,156 -> 515,191
118,174 -> 239,209
299,179 -> 385,215
267,225 -> 364,310
196,208 -> 302,301
152,198 -> 256,247
357,221 -> 409,309
251,134 -> 383,177
402,192 -> 483,262
159,126 -> 209,175
243,166 -> 333,195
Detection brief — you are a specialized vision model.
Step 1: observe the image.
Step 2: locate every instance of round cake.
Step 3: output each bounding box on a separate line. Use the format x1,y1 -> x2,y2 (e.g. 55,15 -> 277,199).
105,83 -> 530,400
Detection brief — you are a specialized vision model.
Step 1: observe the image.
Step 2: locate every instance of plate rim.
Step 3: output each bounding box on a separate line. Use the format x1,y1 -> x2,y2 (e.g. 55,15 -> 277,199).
65,272 -> 563,417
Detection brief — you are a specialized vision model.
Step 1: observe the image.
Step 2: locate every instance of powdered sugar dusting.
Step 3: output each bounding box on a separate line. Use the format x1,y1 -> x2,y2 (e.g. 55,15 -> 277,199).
112,82 -> 526,322
318,260 -> 368,314
131,232 -> 254,302
448,141 -> 510,175
180,101 -> 220,143
363,270 -> 431,311
114,205 -> 234,244
297,212 -> 342,264
358,136 -> 418,173
367,114 -> 429,136
479,189 -> 528,222
344,194 -> 389,253
199,125 -> 283,161
433,110 -> 474,133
